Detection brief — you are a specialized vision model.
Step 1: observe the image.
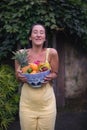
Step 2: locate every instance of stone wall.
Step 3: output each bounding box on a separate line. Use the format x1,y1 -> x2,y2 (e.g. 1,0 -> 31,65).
64,44 -> 87,98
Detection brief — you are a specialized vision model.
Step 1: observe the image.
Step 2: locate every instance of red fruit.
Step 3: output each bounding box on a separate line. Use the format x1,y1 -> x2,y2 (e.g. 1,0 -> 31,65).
34,60 -> 40,65
41,67 -> 48,71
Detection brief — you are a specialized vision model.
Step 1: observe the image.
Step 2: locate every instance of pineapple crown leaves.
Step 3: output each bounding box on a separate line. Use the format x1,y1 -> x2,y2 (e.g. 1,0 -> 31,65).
12,48 -> 28,67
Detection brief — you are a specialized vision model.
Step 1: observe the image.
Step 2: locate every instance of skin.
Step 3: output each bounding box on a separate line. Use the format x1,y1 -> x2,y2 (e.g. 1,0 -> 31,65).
15,24 -> 59,84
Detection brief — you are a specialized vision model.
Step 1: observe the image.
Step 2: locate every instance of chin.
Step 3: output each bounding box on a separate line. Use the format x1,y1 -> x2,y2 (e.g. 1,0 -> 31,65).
35,43 -> 43,46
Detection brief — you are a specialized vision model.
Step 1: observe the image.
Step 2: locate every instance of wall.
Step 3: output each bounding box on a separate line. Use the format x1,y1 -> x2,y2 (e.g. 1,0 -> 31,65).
65,44 -> 87,98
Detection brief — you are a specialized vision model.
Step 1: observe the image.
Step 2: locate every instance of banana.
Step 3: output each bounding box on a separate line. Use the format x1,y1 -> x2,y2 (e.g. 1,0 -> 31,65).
43,62 -> 51,69
39,62 -> 51,71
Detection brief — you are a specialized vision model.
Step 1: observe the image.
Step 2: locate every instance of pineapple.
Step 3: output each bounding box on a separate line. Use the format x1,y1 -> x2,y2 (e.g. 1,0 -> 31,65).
12,49 -> 28,68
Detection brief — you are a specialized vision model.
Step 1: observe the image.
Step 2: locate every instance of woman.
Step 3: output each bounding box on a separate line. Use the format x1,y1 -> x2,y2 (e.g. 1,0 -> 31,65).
15,23 -> 59,130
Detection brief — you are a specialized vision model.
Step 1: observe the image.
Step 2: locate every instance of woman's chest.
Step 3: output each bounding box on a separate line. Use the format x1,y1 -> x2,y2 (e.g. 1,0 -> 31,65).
27,51 -> 46,63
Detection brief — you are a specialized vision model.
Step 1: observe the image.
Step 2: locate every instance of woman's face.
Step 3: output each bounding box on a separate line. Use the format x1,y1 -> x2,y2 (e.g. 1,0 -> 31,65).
29,25 -> 46,46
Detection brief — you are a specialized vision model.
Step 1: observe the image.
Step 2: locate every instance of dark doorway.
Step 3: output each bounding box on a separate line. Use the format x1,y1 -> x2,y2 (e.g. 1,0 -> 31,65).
54,31 -> 65,107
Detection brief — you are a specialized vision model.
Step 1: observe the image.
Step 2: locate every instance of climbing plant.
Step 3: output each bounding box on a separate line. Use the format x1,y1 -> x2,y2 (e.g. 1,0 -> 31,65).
0,0 -> 87,60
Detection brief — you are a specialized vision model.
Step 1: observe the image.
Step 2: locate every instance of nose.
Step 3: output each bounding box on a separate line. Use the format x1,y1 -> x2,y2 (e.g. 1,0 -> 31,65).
37,35 -> 41,39
37,32 -> 41,37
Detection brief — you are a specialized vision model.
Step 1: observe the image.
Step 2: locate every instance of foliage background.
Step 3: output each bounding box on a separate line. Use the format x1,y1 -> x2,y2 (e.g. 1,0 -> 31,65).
0,0 -> 87,60
0,65 -> 20,130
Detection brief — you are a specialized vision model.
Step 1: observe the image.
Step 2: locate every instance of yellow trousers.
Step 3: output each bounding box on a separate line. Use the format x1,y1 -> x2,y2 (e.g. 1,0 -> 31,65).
19,83 -> 57,130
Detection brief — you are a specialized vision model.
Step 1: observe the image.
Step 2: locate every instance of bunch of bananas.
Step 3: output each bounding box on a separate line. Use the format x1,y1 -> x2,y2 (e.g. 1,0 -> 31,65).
39,62 -> 51,72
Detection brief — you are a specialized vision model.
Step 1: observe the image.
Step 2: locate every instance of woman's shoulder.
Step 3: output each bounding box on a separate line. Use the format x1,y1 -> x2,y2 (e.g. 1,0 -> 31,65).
48,48 -> 58,55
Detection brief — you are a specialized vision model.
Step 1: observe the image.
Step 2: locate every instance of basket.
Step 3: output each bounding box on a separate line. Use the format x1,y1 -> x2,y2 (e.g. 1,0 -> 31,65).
23,70 -> 50,88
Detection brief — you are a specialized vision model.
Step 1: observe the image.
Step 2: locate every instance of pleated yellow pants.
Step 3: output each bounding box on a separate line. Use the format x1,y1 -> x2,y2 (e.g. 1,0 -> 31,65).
19,83 -> 57,130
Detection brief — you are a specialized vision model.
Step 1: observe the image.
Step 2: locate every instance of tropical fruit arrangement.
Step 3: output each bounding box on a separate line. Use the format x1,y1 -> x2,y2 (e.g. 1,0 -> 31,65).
12,49 -> 51,74
12,49 -> 51,87
21,61 -> 51,74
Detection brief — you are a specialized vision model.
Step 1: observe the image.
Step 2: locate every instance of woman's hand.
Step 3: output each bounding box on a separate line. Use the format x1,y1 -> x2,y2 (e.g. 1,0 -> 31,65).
43,72 -> 57,84
16,70 -> 27,83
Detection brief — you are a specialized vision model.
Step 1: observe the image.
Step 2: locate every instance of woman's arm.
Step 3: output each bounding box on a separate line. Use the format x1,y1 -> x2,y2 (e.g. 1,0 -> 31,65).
50,48 -> 59,78
44,48 -> 59,82
15,60 -> 27,83
15,60 -> 21,79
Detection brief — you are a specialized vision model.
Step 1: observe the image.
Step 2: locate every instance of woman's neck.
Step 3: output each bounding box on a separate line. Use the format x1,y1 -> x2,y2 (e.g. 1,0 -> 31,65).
31,46 -> 45,54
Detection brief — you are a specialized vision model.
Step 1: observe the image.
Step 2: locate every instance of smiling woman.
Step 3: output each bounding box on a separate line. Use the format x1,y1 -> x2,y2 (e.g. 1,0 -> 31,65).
28,23 -> 48,48
29,26 -> 46,46
14,23 -> 59,130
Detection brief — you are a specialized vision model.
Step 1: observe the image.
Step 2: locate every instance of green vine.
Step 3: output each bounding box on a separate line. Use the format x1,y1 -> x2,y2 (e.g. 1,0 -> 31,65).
0,0 -> 87,60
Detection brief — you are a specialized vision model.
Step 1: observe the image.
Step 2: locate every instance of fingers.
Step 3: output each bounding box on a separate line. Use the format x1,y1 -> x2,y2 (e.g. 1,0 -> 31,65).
16,70 -> 27,83
44,74 -> 53,83
44,72 -> 57,82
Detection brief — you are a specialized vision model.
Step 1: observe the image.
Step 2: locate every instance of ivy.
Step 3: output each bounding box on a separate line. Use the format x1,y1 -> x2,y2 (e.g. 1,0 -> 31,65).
0,0 -> 87,60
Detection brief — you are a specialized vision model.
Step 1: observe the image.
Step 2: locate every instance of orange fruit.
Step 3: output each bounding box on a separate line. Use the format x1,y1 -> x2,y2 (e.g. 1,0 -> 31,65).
30,70 -> 37,74
21,65 -> 30,73
29,63 -> 38,71
38,62 -> 44,66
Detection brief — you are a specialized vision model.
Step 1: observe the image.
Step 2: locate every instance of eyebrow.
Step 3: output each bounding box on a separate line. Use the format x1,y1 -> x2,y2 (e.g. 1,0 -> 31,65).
33,29 -> 45,31
33,30 -> 45,33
